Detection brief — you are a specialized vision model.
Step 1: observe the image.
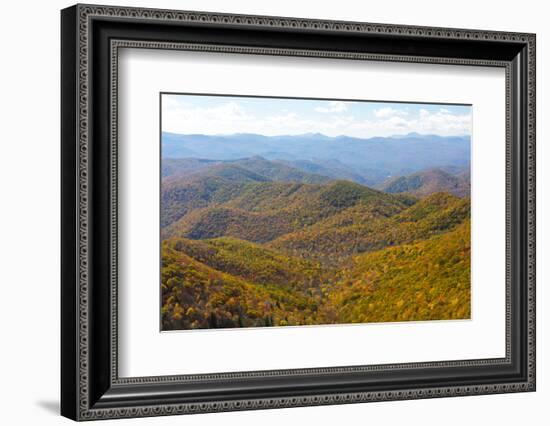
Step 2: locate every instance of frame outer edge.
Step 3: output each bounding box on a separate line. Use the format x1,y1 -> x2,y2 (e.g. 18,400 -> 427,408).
68,4 -> 536,421
527,33 -> 536,390
76,2 -> 92,420
61,4 -> 80,422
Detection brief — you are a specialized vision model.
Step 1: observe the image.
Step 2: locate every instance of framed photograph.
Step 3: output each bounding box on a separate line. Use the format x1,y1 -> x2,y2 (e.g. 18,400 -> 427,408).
61,4 -> 536,421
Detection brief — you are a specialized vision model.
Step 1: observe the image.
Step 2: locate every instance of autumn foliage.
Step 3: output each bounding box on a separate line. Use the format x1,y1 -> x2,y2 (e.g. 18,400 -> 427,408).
160,159 -> 471,330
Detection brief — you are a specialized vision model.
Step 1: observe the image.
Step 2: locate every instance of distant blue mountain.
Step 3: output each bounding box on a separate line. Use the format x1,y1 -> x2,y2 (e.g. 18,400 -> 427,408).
161,132 -> 470,178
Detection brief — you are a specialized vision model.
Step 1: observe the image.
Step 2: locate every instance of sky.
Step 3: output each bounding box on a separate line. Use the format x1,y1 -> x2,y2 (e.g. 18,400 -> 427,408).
161,94 -> 472,139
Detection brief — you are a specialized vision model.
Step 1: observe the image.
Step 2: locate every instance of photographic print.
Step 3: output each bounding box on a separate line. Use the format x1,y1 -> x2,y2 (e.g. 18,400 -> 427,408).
160,94 -> 472,331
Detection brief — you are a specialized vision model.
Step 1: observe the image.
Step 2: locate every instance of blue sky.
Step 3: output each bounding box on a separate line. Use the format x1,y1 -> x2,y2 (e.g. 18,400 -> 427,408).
162,94 -> 472,138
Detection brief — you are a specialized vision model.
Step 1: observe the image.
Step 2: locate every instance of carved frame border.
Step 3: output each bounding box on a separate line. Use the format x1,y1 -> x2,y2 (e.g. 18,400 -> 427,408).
63,3 -> 535,421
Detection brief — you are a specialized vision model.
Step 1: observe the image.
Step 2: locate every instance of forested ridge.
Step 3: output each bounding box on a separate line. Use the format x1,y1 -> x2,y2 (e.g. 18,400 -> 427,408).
161,156 -> 471,330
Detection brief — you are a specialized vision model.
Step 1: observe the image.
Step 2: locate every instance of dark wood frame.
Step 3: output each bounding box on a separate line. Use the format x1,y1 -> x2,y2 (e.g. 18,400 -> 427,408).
61,4 -> 536,421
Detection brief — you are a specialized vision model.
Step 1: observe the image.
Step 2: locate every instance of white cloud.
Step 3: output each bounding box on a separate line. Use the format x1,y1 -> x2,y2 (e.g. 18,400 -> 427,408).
412,108 -> 471,134
342,108 -> 470,137
163,99 -> 470,138
373,106 -> 408,118
314,101 -> 348,113
419,108 -> 431,118
162,100 -> 253,135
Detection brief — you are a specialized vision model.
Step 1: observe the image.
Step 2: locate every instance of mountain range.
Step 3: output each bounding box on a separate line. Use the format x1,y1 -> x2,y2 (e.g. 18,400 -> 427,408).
163,132 -> 470,185
161,154 -> 471,330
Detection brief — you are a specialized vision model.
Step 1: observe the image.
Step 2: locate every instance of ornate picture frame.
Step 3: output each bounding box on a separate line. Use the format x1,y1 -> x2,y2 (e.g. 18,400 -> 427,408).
61,4 -> 535,421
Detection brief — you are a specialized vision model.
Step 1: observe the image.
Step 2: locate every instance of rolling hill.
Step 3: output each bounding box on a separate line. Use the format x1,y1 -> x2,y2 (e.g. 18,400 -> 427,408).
321,220 -> 471,323
161,240 -> 324,330
163,179 -> 413,243
161,218 -> 471,329
379,168 -> 470,198
268,192 -> 470,264
160,154 -> 471,330
161,168 -> 265,228
162,158 -> 219,179
276,158 -> 377,185
227,156 -> 330,184
163,156 -> 330,184
161,158 -> 337,227
165,237 -> 327,289
162,131 -> 470,181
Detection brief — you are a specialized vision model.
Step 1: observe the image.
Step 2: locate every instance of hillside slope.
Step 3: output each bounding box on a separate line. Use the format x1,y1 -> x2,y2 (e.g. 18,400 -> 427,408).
161,239 -> 325,330
269,192 -> 470,264
163,180 -> 413,242
161,158 -> 335,227
161,220 -> 471,329
162,156 -> 330,184
165,237 -> 327,289
160,156 -> 471,330
380,168 -> 470,198
321,220 -> 471,323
